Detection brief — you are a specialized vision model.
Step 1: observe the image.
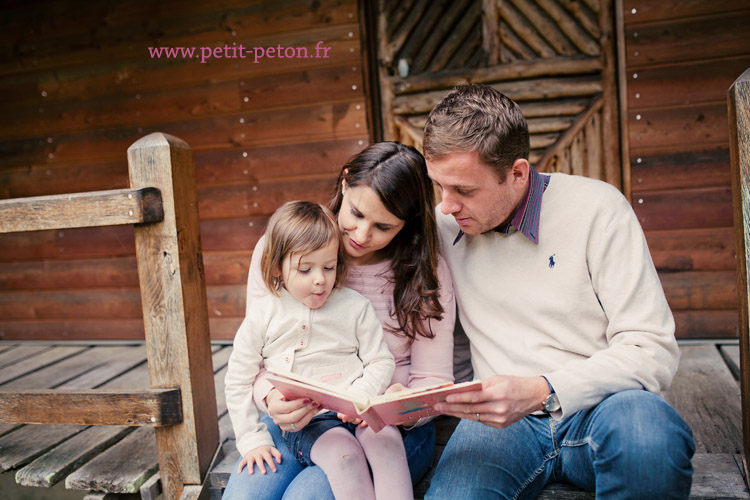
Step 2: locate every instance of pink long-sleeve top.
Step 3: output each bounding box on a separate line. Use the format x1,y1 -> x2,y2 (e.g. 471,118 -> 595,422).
246,235 -> 456,410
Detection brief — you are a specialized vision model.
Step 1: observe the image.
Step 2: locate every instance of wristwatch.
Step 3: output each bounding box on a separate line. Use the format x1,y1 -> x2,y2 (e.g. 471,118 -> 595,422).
541,376 -> 560,414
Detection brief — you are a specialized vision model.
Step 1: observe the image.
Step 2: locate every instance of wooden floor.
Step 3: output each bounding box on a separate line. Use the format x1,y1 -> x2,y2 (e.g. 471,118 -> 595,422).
0,342 -> 748,499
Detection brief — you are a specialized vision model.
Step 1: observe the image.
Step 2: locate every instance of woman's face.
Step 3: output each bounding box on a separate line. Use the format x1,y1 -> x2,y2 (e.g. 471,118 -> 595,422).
337,183 -> 405,265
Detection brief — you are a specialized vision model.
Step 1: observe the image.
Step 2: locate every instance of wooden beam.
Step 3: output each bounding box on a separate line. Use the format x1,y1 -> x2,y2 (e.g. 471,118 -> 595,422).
0,389 -> 181,426
393,56 -> 601,94
481,0 -> 500,65
128,132 -> 219,500
0,187 -> 162,234
728,66 -> 750,473
393,76 -> 601,115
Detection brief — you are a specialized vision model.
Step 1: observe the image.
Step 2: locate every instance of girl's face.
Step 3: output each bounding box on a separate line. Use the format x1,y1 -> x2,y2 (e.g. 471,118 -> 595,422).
337,183 -> 405,265
280,238 -> 339,309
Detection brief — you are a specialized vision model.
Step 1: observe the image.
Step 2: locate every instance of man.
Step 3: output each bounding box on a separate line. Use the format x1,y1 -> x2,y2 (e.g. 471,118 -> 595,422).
423,84 -> 695,499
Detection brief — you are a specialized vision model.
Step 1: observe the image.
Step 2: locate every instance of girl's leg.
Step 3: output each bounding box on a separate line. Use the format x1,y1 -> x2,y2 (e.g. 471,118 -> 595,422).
222,415 -> 303,500
356,425 -> 413,500
309,427 -> 375,500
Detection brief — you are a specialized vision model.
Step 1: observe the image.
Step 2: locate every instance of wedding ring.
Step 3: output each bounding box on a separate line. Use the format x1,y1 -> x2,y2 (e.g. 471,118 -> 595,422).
476,413 -> 480,422
290,422 -> 296,431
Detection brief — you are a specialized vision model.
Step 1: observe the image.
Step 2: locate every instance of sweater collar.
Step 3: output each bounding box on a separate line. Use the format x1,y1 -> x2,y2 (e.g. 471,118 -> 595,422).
453,167 -> 550,246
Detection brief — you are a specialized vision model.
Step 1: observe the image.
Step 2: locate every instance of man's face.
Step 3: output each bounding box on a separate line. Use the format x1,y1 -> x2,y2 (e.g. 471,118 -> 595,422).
426,151 -> 529,235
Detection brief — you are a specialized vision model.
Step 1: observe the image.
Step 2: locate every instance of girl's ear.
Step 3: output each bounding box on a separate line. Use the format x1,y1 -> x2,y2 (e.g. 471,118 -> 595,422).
341,177 -> 348,194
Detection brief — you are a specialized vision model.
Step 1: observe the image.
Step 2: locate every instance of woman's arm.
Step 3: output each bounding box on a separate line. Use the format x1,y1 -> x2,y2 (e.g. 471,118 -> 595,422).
407,255 -> 456,389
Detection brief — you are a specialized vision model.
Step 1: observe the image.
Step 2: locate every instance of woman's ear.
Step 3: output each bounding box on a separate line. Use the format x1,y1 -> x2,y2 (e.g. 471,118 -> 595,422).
341,177 -> 348,194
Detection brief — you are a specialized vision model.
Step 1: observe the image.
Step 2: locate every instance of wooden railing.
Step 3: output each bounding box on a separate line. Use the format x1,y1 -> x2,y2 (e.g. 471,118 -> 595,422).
0,132 -> 219,500
728,67 -> 750,468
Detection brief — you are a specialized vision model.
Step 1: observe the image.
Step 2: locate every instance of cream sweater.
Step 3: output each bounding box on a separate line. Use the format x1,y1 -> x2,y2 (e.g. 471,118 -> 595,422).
436,173 -> 679,419
225,287 -> 395,456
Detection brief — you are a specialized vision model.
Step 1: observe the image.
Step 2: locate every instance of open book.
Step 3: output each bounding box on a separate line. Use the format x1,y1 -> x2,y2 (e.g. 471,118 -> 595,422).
266,371 -> 482,432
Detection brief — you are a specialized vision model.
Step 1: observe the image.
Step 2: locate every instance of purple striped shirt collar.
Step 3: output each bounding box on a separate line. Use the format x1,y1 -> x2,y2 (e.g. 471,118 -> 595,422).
453,167 -> 550,245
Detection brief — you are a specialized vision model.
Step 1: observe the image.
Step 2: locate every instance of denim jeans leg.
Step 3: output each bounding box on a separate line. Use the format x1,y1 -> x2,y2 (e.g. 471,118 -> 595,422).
558,390 -> 695,500
426,417 -> 554,500
221,415 -> 304,500
404,421 -> 437,484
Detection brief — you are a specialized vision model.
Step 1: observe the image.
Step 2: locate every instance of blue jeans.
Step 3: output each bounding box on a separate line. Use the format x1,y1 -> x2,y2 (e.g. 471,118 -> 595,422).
426,390 -> 695,500
222,414 -> 436,500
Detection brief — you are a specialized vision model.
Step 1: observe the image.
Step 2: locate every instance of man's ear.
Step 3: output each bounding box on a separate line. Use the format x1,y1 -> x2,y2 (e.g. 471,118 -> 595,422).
510,159 -> 530,188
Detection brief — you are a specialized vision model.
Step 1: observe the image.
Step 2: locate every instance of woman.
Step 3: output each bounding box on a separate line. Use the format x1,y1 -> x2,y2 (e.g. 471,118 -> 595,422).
222,142 -> 455,500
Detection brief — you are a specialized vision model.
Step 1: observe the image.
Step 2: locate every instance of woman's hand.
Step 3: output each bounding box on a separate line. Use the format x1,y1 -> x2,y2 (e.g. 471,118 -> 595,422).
238,445 -> 282,475
434,375 -> 548,429
266,388 -> 320,432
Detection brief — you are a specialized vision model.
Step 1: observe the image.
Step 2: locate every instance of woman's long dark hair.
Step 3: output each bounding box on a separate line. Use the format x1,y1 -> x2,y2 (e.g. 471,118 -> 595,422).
329,142 -> 444,342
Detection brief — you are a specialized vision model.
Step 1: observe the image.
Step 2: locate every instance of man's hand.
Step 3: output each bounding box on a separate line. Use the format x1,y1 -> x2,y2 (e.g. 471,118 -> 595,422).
434,375 -> 549,428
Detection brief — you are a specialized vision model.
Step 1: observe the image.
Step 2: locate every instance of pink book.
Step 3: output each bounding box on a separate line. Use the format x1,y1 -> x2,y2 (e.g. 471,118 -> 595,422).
266,371 -> 482,432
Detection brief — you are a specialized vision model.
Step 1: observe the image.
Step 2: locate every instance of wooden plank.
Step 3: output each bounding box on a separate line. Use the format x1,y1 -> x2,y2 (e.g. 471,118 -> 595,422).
624,11 -> 750,68
0,251 -> 247,290
0,344 -> 51,370
583,112 -> 602,179
633,186 -> 733,231
666,345 -> 743,453
689,453 -> 750,499
728,65 -> 750,467
630,146 -> 730,192
499,0 -> 556,58
65,426 -> 159,494
660,270 -> 737,311
0,388 -> 181,426
628,102 -> 728,150
627,57 -> 750,111
646,227 -> 736,272
0,284 -> 242,321
0,317 -> 242,342
536,0 -> 599,55
140,472 -> 162,500
720,345 -> 741,382
15,425 -> 132,487
0,188 -> 162,234
83,492 -> 140,500
0,319 -> 145,342
0,345 -> 87,386
623,0 -> 750,25
128,132 -> 219,499
0,100 -> 365,170
509,0 -> 577,56
393,76 -> 602,115
672,310 -> 738,340
0,423 -> 86,473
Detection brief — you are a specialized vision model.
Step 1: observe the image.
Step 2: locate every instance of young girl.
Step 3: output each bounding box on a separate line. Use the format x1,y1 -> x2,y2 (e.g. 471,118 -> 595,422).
225,200 -> 414,500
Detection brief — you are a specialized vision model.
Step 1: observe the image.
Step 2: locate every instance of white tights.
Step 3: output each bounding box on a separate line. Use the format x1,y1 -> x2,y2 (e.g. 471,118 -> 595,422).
309,425 -> 413,500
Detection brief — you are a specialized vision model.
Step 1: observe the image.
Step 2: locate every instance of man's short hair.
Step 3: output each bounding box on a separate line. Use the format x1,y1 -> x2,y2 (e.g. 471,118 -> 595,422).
423,84 -> 530,181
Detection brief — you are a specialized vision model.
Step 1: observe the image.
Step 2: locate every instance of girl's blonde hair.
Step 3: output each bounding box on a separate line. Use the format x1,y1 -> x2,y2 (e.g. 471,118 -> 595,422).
260,200 -> 347,295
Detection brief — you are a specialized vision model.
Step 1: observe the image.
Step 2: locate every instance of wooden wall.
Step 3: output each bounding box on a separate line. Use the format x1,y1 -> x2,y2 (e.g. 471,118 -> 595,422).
0,0 -> 370,341
620,0 -> 750,338
377,0 -> 621,189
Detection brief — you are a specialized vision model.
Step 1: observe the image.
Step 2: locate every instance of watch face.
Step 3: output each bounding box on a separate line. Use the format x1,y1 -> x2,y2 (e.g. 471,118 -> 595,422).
545,394 -> 561,413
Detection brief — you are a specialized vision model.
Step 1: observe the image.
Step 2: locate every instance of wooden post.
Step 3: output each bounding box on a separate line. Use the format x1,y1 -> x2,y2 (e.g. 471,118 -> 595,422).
127,133 -> 219,500
728,67 -> 750,466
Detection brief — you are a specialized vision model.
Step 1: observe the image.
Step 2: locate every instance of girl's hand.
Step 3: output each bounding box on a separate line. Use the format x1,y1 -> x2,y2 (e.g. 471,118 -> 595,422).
238,446 -> 282,475
337,412 -> 365,427
385,383 -> 408,394
266,388 -> 319,432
